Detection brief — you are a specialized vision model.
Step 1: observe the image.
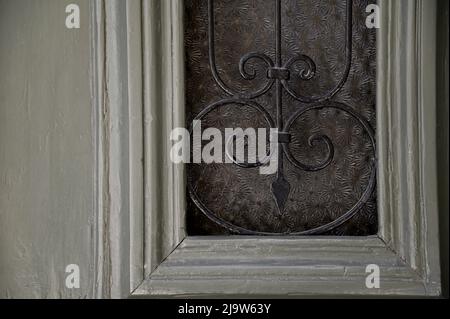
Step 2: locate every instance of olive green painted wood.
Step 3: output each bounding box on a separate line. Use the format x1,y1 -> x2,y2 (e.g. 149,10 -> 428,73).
93,0 -> 443,297
0,0 -> 95,298
1,0 -> 441,299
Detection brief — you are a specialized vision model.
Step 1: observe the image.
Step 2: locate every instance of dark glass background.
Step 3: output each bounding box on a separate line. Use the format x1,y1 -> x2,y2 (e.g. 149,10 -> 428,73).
185,0 -> 378,236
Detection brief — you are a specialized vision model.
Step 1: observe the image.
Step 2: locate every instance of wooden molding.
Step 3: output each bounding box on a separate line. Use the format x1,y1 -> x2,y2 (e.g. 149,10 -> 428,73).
91,0 -> 442,298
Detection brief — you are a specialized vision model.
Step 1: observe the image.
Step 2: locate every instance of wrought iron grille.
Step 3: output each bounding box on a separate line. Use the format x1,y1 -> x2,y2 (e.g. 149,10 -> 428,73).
186,0 -> 377,236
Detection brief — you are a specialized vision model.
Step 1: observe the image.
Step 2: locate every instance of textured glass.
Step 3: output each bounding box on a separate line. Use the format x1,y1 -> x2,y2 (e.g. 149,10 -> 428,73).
185,0 -> 378,236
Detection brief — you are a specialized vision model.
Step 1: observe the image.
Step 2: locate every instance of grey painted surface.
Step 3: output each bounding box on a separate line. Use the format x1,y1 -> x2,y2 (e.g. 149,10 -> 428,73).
133,0 -> 442,297
0,0 -> 447,299
0,0 -> 95,298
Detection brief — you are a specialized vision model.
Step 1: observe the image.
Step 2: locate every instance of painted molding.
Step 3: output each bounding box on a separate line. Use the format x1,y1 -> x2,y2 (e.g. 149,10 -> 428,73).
92,0 -> 442,298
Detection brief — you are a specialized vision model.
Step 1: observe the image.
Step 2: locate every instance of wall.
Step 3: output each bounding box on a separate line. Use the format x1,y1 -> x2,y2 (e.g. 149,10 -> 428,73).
0,0 -> 95,298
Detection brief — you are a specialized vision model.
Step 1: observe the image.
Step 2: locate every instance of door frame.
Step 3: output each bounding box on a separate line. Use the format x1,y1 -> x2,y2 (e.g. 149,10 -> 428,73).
90,0 -> 442,298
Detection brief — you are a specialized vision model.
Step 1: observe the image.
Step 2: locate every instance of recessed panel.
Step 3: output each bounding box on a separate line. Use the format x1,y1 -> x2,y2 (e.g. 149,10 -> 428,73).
185,0 -> 378,236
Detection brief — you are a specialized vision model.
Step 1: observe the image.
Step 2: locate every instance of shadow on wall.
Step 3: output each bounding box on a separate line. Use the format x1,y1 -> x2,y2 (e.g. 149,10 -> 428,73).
437,0 -> 449,299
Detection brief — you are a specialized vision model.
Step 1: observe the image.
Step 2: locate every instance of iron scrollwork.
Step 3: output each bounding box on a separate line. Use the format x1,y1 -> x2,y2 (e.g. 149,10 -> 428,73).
187,0 -> 377,235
